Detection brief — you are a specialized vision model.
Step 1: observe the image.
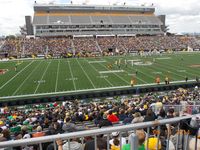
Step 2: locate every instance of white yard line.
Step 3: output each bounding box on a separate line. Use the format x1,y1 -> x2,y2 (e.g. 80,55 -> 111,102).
0,61 -> 34,90
88,60 -> 106,63
34,61 -> 52,94
85,59 -> 114,87
55,60 -> 60,92
159,61 -> 199,77
67,60 -> 77,90
156,62 -> 190,78
126,65 -> 148,84
1,79 -> 196,99
105,57 -> 148,84
12,61 -> 43,96
76,59 -> 96,88
98,62 -> 130,84
99,70 -> 124,73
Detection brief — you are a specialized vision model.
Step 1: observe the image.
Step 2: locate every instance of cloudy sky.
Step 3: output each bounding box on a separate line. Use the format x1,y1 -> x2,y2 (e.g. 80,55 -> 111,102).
0,0 -> 200,36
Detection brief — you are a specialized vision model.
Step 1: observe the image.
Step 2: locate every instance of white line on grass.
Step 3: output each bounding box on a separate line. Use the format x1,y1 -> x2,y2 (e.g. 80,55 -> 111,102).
98,62 -> 130,84
0,61 -> 34,90
55,60 -> 60,92
125,66 -> 148,83
105,57 -> 148,84
12,61 -> 43,96
34,61 -> 52,94
159,61 -> 199,77
156,62 -> 190,78
85,59 -> 114,87
1,79 -> 196,99
67,60 -> 77,90
76,59 -> 96,88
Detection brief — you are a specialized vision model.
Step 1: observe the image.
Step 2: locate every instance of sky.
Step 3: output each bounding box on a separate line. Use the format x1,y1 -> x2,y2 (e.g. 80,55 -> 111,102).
0,0 -> 200,36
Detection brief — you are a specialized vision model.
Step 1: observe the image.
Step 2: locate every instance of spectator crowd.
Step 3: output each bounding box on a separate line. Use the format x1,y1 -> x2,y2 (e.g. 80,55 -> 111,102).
1,36 -> 200,58
0,87 -> 199,150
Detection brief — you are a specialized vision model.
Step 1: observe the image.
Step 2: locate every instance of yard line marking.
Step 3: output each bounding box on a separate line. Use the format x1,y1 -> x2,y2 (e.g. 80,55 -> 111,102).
12,61 -> 43,96
85,59 -> 114,87
76,59 -> 96,88
105,57 -> 148,84
156,62 -> 190,78
159,61 -> 200,77
98,62 -> 130,84
125,66 -> 148,83
67,60 -> 77,90
1,79 -> 196,99
55,60 -> 60,92
177,70 -> 186,73
99,70 -> 124,73
0,61 -> 34,90
34,61 -> 52,94
155,57 -> 171,60
88,60 -> 106,63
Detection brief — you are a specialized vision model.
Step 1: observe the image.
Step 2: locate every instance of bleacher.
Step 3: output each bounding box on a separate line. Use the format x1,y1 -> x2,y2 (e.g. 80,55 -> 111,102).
34,14 -> 162,25
32,4 -> 163,36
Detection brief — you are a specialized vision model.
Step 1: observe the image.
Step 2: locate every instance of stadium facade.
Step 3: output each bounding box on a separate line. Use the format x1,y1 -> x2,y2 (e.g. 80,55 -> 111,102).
29,3 -> 165,37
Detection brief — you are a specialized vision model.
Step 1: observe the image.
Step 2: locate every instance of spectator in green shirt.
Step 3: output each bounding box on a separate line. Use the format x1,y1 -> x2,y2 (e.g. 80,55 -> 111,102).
122,130 -> 145,150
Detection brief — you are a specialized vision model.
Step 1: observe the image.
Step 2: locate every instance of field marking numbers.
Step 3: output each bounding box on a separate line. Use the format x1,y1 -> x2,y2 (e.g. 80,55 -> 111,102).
85,59 -> 113,87
76,59 -> 96,88
65,77 -> 78,81
67,60 -> 77,90
34,61 -> 52,94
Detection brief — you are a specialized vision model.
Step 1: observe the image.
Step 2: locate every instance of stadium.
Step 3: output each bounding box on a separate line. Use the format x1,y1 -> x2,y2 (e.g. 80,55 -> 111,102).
0,1 -> 200,150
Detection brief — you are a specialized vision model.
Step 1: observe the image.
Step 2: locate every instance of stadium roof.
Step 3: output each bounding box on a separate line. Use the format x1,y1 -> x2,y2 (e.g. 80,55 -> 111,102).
34,4 -> 155,13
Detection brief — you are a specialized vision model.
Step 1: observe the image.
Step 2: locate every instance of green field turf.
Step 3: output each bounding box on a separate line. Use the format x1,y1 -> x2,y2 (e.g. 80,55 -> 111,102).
0,52 -> 200,99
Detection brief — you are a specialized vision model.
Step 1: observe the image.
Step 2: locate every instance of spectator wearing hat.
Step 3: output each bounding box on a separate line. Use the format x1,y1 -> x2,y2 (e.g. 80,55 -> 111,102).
109,132 -> 126,147
32,126 -> 45,138
131,112 -> 144,124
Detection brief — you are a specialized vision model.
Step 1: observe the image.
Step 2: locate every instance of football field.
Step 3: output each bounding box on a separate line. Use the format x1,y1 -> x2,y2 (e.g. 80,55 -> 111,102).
0,52 -> 200,99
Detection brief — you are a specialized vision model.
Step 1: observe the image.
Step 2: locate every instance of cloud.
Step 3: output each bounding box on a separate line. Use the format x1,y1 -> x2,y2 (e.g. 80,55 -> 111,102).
0,0 -> 60,36
0,0 -> 199,35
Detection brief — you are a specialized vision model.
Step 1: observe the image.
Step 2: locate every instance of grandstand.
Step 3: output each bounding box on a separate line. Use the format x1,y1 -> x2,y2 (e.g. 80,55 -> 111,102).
32,4 -> 164,36
0,2 -> 200,150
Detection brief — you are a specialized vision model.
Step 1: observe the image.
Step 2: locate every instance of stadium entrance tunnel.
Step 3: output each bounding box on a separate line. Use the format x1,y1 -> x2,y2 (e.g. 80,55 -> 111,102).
0,82 -> 199,107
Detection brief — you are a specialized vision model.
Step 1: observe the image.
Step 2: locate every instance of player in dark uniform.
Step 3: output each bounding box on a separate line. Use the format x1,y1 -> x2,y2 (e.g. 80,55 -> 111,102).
196,76 -> 199,82
185,76 -> 188,82
135,69 -> 138,76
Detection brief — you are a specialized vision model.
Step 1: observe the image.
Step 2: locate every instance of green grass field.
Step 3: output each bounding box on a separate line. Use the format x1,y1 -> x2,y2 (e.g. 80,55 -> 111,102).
0,52 -> 200,99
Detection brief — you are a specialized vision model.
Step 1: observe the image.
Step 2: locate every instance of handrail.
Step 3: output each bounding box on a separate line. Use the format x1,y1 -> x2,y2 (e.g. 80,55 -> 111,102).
0,115 -> 196,148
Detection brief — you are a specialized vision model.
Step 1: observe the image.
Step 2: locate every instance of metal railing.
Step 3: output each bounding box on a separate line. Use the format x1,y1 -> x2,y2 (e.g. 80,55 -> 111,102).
0,114 -> 199,150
